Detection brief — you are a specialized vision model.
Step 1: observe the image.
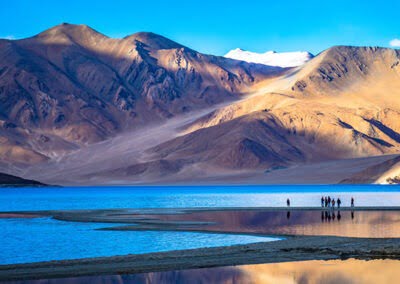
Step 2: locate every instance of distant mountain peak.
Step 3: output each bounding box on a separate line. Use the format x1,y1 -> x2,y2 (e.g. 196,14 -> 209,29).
124,31 -> 184,50
34,23 -> 107,43
225,48 -> 314,68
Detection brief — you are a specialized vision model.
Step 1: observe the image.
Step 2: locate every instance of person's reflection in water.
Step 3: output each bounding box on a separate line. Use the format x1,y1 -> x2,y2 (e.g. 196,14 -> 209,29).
337,211 -> 341,221
286,211 -> 291,220
321,211 -> 325,222
332,212 -> 336,221
351,211 -> 355,220
327,212 -> 331,222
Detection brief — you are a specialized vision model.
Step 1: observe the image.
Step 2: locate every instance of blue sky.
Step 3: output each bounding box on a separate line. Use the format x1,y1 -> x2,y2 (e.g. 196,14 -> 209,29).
1,0 -> 399,55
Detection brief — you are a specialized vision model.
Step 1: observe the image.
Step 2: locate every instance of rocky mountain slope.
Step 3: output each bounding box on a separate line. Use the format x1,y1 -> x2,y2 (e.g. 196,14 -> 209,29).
341,155 -> 400,184
1,24 -> 400,185
125,46 -> 400,181
0,23 -> 280,166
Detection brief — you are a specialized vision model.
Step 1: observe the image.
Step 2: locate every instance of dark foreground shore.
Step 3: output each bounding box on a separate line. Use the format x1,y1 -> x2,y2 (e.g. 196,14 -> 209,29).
1,236 -> 400,281
1,207 -> 400,281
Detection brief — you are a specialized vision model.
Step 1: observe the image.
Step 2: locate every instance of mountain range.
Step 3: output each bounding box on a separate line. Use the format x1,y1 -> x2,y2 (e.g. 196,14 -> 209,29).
0,24 -> 399,185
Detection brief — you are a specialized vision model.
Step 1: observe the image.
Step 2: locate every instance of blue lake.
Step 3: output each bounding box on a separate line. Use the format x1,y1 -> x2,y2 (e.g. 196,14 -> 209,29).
0,185 -> 399,211
0,185 -> 399,265
0,217 -> 274,265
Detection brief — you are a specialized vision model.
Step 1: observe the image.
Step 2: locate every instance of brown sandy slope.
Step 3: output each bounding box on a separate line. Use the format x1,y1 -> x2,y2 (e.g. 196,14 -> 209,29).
341,155 -> 400,184
0,23 -> 280,166
1,25 -> 400,185
102,46 -> 399,184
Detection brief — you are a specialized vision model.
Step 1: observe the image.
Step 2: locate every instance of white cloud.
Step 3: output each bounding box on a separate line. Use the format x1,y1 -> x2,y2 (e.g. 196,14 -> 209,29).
390,38 -> 400,47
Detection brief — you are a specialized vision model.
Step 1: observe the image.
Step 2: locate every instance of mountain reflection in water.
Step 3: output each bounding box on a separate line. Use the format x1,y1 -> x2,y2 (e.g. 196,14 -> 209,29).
130,209 -> 400,238
7,259 -> 399,284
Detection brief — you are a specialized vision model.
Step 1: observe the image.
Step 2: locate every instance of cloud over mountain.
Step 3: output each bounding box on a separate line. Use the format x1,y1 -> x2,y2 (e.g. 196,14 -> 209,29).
390,38 -> 400,47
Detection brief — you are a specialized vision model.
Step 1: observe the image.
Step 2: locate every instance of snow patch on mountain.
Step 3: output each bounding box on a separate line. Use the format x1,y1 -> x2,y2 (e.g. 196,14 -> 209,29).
225,48 -> 314,68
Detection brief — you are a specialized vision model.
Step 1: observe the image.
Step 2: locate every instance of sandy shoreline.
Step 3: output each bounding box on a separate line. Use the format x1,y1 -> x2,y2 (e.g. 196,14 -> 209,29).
1,207 -> 400,281
0,213 -> 42,218
1,236 -> 400,281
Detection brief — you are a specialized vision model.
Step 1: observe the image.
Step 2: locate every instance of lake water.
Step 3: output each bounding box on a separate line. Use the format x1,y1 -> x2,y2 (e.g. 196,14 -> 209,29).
0,185 -> 399,212
0,217 -> 274,265
0,185 -> 399,266
122,209 -> 400,238
5,259 -> 400,284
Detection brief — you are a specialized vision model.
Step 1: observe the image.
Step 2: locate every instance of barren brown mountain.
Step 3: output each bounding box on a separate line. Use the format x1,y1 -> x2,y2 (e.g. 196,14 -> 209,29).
1,24 -> 399,185
0,23 -> 279,166
155,47 -> 400,165
341,155 -> 400,184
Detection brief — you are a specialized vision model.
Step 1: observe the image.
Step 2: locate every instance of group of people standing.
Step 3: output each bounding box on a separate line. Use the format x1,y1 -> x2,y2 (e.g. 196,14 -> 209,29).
321,196 -> 354,208
285,196 -> 355,208
322,196 -> 340,208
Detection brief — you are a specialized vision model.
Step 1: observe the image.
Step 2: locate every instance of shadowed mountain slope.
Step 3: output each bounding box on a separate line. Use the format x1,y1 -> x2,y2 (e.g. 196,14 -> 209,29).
340,155 -> 400,184
135,46 -> 400,175
0,23 -> 281,166
0,172 -> 45,186
1,25 -> 400,185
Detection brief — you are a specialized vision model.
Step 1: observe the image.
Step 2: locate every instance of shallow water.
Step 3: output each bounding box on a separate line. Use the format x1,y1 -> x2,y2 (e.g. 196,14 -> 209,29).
5,259 -> 400,284
0,217 -> 275,265
0,185 -> 399,211
1,185 -> 399,266
136,209 -> 400,238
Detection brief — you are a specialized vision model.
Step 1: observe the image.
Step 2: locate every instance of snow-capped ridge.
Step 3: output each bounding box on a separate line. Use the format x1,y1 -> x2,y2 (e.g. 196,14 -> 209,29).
225,48 -> 314,68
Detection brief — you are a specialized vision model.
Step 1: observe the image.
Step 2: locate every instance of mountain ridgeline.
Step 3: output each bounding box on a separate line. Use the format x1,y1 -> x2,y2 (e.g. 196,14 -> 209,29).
0,24 -> 400,185
0,23 -> 279,164
0,172 -> 45,187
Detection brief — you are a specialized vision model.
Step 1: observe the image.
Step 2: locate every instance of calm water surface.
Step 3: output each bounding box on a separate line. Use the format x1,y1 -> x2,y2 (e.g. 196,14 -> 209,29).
0,185 -> 399,211
0,217 -> 274,265
0,185 -> 399,266
130,209 -> 400,238
5,259 -> 400,284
